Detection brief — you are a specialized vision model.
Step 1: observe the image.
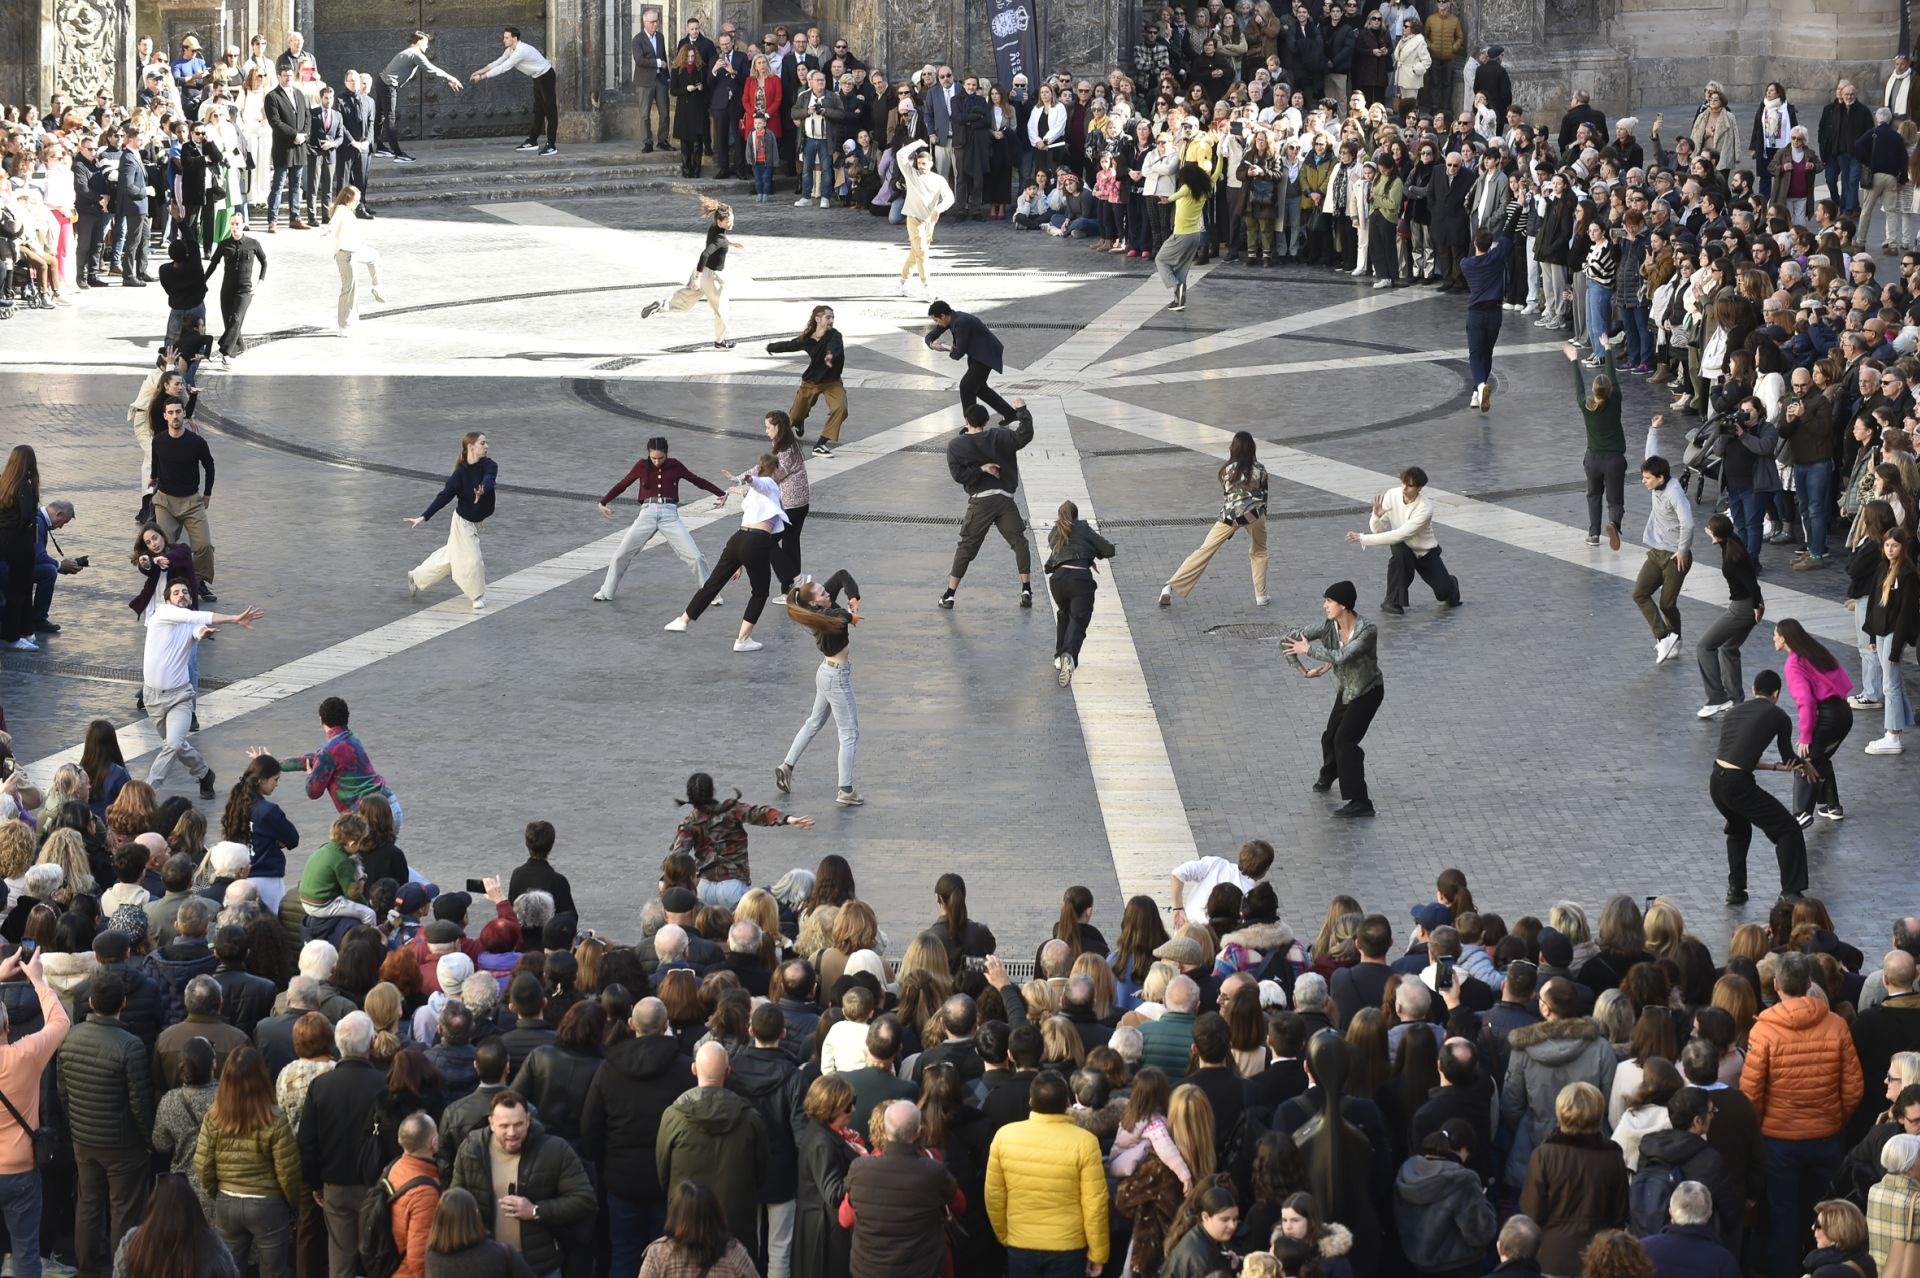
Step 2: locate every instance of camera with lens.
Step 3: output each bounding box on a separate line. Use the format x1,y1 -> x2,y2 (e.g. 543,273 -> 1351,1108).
1713,406 -> 1751,437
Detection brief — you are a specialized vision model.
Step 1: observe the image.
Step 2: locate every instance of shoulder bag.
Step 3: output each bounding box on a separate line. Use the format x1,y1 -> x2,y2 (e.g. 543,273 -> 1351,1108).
0,1082 -> 56,1171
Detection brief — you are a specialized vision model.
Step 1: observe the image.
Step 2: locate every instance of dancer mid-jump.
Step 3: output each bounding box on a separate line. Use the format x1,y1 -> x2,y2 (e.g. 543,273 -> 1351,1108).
663,454 -> 785,651
593,435 -> 726,602
940,401 -> 1034,610
641,195 -> 740,350
404,430 -> 495,610
777,570 -> 864,806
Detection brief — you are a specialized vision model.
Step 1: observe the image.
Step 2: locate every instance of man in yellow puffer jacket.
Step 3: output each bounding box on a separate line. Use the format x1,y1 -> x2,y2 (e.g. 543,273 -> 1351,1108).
985,1071 -> 1111,1274
1422,0 -> 1467,114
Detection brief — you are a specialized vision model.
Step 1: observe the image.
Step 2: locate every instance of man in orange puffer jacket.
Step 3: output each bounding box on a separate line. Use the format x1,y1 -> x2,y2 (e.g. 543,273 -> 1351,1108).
386,1112 -> 443,1278
1739,951 -> 1864,1278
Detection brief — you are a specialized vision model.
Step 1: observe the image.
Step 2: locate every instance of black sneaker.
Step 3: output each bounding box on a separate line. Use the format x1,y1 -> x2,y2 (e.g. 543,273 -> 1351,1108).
1725,886 -> 1749,905
516,140 -> 539,151
938,592 -> 955,609
1311,779 -> 1335,793
539,145 -> 559,157
714,339 -> 736,349
393,154 -> 416,164
199,588 -> 217,603
792,421 -> 805,438
1019,587 -> 1033,608
640,301 -> 661,320
774,763 -> 792,795
1380,602 -> 1406,615
811,442 -> 835,457
1333,799 -> 1376,818
190,714 -> 200,733
199,768 -> 217,799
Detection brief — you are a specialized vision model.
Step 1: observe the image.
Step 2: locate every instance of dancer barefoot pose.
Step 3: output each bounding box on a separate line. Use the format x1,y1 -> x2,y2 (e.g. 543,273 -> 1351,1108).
593,435 -> 725,601
663,453 -> 785,651
1043,500 -> 1116,687
404,430 -> 495,611
765,305 -> 849,456
776,570 -> 864,806
640,195 -> 740,349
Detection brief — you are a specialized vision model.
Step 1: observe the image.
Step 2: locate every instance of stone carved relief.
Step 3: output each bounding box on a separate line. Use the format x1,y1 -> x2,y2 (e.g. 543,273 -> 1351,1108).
56,0 -> 124,99
1475,0 -> 1535,45
1046,0 -> 1114,78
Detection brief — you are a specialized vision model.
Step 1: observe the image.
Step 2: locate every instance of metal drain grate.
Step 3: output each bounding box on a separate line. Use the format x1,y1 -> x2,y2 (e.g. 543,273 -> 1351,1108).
0,657 -> 231,690
1204,623 -> 1293,640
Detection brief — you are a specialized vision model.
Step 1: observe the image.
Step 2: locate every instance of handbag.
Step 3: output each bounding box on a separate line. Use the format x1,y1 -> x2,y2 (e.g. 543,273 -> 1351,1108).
1248,177 -> 1277,207
0,1081 -> 56,1172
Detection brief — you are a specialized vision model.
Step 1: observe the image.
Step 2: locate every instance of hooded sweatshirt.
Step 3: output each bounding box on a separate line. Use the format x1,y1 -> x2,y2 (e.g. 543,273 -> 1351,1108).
655,1083 -> 770,1242
1394,1154 -> 1499,1271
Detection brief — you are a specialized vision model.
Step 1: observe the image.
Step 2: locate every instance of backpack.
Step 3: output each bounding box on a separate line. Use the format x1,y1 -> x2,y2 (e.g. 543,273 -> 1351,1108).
356,1160 -> 437,1278
1627,1158 -> 1688,1237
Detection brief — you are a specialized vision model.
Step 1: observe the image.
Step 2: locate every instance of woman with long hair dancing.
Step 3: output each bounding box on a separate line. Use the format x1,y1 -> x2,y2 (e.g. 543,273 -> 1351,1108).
327,185 -> 385,336
663,453 -> 784,651
776,569 -> 865,806
1156,160 -> 1212,311
765,305 -> 849,457
672,771 -> 814,908
1159,431 -> 1269,609
404,430 -> 496,610
221,752 -> 298,912
1044,500 -> 1117,687
640,195 -> 739,350
753,411 -> 811,590
1772,617 -> 1854,824
593,434 -> 726,602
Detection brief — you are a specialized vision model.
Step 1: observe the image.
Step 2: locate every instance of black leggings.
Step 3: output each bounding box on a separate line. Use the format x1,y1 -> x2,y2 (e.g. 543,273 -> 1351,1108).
686,528 -> 774,623
1791,697 -> 1853,814
1050,571 -> 1096,659
772,504 -> 808,591
0,532 -> 32,642
1318,682 -> 1384,804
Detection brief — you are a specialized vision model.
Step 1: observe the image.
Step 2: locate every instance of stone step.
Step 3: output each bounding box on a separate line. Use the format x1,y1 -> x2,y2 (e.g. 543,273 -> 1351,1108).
374,173 -> 755,207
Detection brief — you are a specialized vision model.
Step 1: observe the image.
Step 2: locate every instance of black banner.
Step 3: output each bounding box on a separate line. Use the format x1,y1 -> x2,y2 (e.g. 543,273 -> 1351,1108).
989,0 -> 1038,89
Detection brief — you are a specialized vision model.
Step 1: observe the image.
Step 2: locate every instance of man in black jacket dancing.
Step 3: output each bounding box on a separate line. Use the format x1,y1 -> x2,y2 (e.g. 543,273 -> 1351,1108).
941,400 -> 1033,610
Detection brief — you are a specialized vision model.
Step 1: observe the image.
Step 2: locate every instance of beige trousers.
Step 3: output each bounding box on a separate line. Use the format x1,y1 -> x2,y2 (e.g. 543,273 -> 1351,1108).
408,513 -> 486,602
1167,516 -> 1268,598
667,268 -> 731,340
902,214 -> 935,284
334,247 -> 382,328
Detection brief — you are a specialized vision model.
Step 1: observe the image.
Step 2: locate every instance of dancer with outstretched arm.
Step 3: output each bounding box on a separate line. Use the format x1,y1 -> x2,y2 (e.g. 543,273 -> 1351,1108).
766,305 -> 849,457
640,196 -> 740,349
593,435 -> 726,602
404,430 -> 495,611
663,454 -> 785,652
940,401 -> 1034,610
926,301 -> 1019,423
1282,580 -> 1383,818
776,570 -> 865,806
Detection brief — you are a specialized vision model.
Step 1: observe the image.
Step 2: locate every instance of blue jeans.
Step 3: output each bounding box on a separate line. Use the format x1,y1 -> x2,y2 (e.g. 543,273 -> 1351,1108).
599,502 -> 710,598
1825,155 -> 1861,212
1794,460 -> 1834,558
1621,304 -> 1651,367
1727,485 -> 1765,558
266,162 -> 304,225
1765,1135 -> 1841,1278
1857,601 -> 1886,702
888,197 -> 906,225
784,660 -> 857,788
752,160 -> 773,195
1882,640 -> 1915,731
799,138 -> 831,199
167,301 -> 207,356
1465,305 -> 1502,388
1585,282 -> 1613,345
1007,1247 -> 1087,1278
607,1195 -> 668,1278
0,1168 -> 41,1278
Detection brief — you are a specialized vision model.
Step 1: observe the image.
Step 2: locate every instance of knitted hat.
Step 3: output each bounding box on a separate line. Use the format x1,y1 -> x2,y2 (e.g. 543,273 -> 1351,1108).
1324,579 -> 1358,610
109,904 -> 149,938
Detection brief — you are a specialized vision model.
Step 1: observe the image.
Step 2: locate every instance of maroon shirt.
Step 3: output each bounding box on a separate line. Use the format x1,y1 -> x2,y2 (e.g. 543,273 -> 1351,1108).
599,456 -> 726,506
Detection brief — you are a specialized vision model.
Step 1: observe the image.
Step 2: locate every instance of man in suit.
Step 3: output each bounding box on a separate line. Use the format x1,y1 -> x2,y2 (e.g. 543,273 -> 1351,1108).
1428,148 -> 1477,291
925,64 -> 957,180
631,10 -> 671,152
263,64 -> 310,231
337,70 -> 377,215
676,16 -> 717,65
110,131 -> 152,285
73,132 -> 112,287
302,84 -> 345,225
708,31 -> 748,179
778,32 -> 820,173
949,72 -> 988,219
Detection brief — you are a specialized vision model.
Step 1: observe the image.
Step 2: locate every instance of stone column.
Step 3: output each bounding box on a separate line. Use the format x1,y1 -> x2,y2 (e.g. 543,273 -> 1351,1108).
549,0 -> 607,140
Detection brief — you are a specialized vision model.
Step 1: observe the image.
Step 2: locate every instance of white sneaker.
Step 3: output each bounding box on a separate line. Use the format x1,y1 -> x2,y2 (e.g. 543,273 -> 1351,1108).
1847,694 -> 1885,710
896,278 -> 910,296
1468,386 -> 1482,409
1865,733 -> 1905,755
713,594 -> 723,606
1255,595 -> 1272,607
407,575 -> 419,598
1655,633 -> 1680,663
591,593 -> 611,602
1697,702 -> 1733,719
818,197 -> 830,208
1372,279 -> 1392,289
471,596 -> 486,611
794,197 -> 811,207
733,637 -> 764,652
663,617 -> 688,632
1158,585 -> 1173,608
6,638 -> 37,651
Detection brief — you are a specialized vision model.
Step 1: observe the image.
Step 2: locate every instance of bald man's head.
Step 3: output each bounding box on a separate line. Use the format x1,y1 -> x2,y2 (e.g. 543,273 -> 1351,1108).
694,1041 -> 730,1085
1887,950 -> 1918,993
883,1100 -> 922,1144
632,997 -> 668,1036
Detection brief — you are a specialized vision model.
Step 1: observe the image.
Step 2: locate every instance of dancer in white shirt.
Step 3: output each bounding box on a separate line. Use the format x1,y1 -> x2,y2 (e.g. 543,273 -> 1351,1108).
663,454 -> 786,651
894,139 -> 953,299
327,186 -> 385,334
1342,464 -> 1462,615
142,580 -> 263,797
470,26 -> 559,155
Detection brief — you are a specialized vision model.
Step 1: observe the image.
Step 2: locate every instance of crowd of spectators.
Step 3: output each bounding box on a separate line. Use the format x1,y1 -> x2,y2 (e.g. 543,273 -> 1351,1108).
2,751 -> 1920,1278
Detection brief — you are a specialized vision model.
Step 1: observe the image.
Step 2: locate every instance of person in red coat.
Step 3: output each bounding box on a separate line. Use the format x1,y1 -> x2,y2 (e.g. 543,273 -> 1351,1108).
742,55 -> 783,145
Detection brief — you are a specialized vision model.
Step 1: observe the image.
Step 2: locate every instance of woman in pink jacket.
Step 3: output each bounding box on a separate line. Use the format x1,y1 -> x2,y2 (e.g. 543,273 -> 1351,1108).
1773,618 -> 1853,824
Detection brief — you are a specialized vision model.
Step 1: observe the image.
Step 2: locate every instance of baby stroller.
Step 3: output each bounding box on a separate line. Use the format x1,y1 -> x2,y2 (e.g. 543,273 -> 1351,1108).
1679,412 -> 1740,510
